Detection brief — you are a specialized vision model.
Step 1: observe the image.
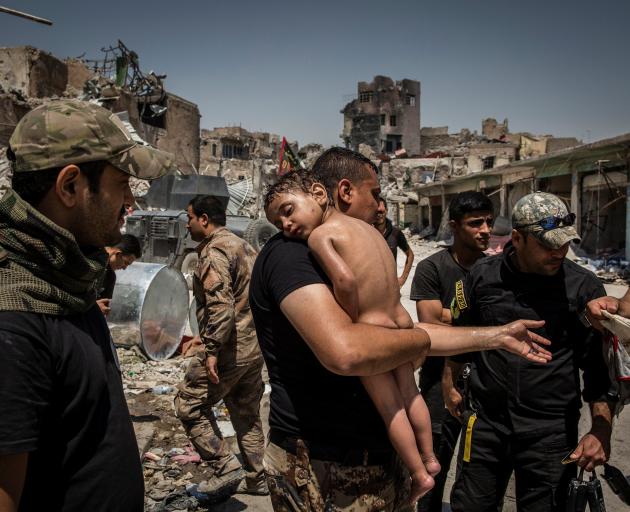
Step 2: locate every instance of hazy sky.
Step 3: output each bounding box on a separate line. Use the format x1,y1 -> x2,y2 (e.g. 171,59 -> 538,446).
2,0 -> 629,146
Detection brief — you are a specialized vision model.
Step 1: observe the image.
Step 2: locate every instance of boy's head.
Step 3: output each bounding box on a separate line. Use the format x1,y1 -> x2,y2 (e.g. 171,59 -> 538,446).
264,170 -> 329,240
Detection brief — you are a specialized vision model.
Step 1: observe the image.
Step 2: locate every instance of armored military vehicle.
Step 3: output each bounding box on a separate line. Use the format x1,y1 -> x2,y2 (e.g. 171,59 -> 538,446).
125,174 -> 276,287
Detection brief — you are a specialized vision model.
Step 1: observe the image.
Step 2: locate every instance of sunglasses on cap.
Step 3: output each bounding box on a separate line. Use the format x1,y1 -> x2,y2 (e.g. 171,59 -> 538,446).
514,212 -> 576,231
463,216 -> 494,229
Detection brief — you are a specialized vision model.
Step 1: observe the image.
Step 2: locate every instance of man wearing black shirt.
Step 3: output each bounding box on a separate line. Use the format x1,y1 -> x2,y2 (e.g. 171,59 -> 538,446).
250,148 -> 555,511
447,192 -> 614,512
376,197 -> 414,286
97,234 -> 142,316
0,100 -> 174,511
411,191 -> 493,512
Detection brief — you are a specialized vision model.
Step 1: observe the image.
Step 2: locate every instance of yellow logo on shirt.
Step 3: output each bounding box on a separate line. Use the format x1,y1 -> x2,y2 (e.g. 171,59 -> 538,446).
451,279 -> 467,320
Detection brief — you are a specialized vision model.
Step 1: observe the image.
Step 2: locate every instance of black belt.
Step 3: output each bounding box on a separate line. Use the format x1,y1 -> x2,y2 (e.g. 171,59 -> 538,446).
269,430 -> 394,466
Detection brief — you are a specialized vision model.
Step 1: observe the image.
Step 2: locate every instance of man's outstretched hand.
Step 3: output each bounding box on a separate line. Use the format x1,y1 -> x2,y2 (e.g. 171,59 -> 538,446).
491,320 -> 552,363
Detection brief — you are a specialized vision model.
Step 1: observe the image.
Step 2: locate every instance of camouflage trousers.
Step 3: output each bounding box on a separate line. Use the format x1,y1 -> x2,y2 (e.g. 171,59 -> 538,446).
174,352 -> 265,483
264,441 -> 413,512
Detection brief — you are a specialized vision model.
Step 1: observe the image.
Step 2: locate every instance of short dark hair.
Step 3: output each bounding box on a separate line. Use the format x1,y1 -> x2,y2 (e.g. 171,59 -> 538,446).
114,234 -> 142,258
188,195 -> 226,226
449,191 -> 494,222
10,158 -> 108,207
263,170 -> 321,209
311,147 -> 378,198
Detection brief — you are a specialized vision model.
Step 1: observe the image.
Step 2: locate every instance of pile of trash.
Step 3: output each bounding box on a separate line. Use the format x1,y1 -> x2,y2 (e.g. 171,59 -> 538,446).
116,345 -> 270,511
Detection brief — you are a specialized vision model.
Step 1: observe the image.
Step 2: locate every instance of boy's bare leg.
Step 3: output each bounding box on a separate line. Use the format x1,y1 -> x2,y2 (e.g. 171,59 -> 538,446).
394,363 -> 441,477
361,372 -> 434,504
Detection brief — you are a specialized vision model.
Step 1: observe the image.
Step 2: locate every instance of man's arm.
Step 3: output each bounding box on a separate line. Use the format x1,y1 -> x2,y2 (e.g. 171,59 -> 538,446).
280,284 -> 552,377
416,300 -> 450,326
0,452 -> 27,512
586,288 -> 630,330
197,248 -> 235,383
569,401 -> 614,471
416,321 -> 552,362
398,247 -> 415,287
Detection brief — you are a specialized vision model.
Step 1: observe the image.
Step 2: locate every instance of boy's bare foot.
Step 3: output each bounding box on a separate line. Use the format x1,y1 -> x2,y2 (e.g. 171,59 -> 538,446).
422,454 -> 441,477
410,470 -> 435,504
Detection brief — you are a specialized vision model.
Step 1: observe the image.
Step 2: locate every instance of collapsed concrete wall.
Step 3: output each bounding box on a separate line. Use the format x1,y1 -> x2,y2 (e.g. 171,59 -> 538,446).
0,45 -> 201,175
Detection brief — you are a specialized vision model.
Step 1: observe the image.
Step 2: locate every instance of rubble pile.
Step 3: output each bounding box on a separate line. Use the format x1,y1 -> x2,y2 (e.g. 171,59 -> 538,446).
116,346 -> 270,511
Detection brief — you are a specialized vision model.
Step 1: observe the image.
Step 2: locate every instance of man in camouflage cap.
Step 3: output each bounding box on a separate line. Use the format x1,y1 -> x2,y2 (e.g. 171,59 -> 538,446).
512,191 -> 581,254
447,191 -> 615,512
0,99 -> 174,511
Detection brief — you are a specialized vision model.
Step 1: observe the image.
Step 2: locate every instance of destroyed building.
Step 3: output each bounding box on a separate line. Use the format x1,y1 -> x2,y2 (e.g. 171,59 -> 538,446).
341,76 -> 421,156
0,45 -> 201,183
198,126 -> 287,179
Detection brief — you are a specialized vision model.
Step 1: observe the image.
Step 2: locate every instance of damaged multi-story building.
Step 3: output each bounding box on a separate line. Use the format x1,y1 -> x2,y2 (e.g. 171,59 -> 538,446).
198,126 -> 288,179
0,44 -> 201,196
341,75 -> 421,156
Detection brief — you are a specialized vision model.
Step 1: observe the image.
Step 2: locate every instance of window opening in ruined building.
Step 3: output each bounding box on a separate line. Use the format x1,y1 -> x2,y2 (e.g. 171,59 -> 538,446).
390,115 -> 397,127
482,156 -> 496,170
359,91 -> 374,103
212,144 -> 217,157
385,140 -> 393,153
380,114 -> 386,126
397,140 -> 402,150
406,94 -> 416,106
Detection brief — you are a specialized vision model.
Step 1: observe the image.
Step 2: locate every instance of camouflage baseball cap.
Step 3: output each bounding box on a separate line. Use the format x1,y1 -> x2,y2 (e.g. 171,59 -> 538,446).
512,192 -> 581,249
9,99 -> 175,179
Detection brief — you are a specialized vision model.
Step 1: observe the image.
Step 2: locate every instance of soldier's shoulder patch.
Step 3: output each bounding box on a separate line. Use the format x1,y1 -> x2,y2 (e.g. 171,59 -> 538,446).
450,279 -> 468,320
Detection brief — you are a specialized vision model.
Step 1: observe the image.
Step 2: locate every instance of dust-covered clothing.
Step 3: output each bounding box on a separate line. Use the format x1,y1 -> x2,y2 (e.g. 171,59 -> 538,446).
264,441 -> 411,512
193,226 -> 260,365
382,218 -> 410,260
0,308 -> 144,512
175,350 -> 264,481
250,233 -> 411,510
176,226 -> 264,481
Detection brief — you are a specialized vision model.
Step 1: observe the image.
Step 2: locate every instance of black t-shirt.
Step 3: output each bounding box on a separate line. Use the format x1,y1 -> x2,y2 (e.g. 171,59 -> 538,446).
452,243 -> 611,437
99,265 -> 117,300
382,219 -> 410,260
410,249 -> 471,389
249,233 -> 389,451
0,307 -> 144,512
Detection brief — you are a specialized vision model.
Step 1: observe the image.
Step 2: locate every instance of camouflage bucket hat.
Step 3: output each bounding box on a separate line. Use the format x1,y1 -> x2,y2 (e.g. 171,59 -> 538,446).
512,192 -> 581,249
9,99 -> 175,180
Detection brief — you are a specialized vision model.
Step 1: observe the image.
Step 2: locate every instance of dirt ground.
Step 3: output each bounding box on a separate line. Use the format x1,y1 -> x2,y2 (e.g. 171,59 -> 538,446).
122,239 -> 630,511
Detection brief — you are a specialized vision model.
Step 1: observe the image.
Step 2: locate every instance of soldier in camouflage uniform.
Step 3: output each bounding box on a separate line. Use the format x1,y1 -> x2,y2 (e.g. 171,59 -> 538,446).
446,192 -> 614,512
174,194 -> 267,498
0,99 -> 173,511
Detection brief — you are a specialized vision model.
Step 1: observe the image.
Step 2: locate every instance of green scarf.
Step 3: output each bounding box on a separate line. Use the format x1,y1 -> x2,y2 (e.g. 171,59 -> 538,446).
0,190 -> 107,315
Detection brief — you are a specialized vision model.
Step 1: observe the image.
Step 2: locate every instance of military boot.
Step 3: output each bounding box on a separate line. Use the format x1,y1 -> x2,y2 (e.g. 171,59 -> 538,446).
236,476 -> 270,496
194,456 -> 244,503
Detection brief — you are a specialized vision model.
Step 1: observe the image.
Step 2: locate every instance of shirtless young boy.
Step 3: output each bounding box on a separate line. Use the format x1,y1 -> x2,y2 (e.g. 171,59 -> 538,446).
264,170 -> 440,503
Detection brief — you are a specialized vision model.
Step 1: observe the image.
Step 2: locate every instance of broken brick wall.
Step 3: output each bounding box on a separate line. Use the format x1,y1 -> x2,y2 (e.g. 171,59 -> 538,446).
0,46 -> 67,98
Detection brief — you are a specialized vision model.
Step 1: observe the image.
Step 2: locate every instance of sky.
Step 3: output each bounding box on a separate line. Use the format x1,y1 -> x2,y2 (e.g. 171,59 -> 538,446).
2,0 -> 629,147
